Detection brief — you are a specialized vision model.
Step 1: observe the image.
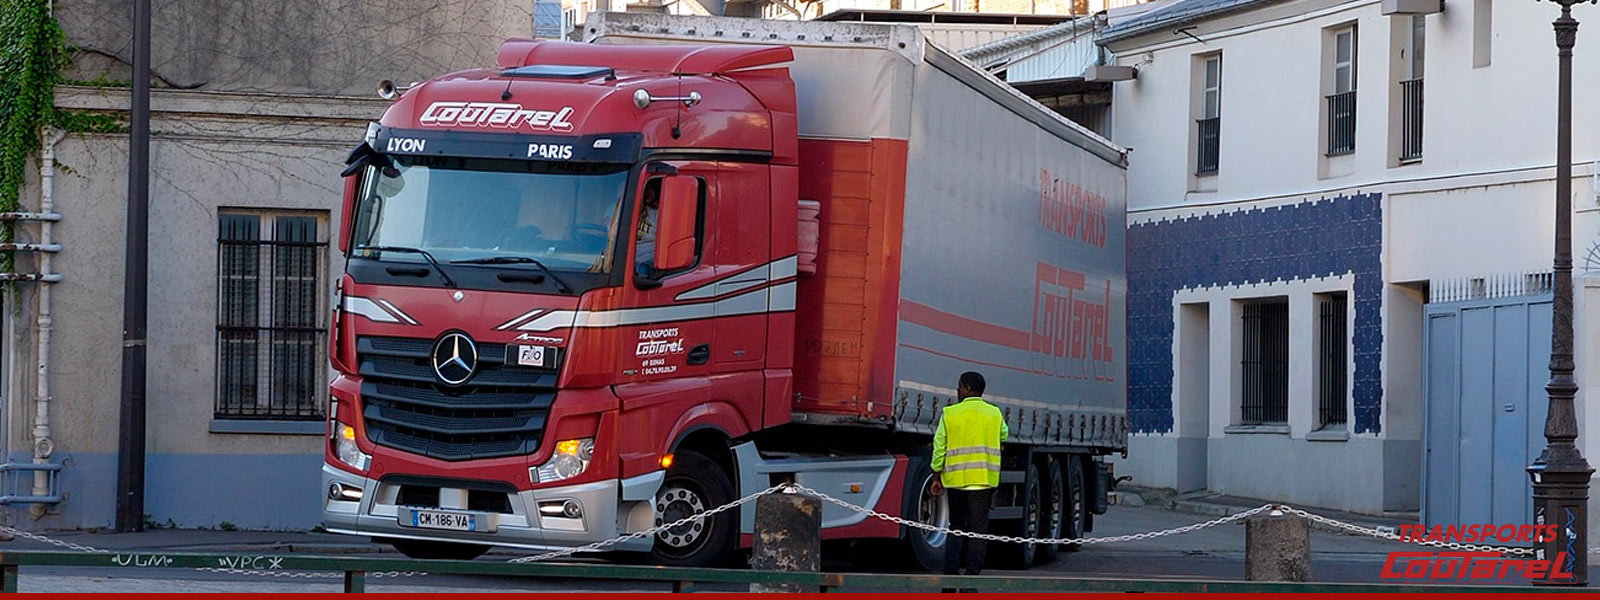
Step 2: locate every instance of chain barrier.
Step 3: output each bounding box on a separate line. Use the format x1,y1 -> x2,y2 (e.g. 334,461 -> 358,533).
790,484 -> 1273,546
0,483 -> 1567,583
1272,505 -> 1535,556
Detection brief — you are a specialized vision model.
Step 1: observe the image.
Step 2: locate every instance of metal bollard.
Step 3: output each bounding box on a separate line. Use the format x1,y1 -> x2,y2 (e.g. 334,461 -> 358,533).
1246,509 -> 1311,582
749,491 -> 822,593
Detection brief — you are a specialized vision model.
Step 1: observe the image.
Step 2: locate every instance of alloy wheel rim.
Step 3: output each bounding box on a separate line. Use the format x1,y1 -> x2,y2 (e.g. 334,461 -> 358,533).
656,484 -> 709,550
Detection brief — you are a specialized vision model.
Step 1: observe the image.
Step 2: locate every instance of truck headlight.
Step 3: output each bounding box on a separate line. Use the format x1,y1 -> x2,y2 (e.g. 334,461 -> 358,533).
532,438 -> 594,484
334,424 -> 370,471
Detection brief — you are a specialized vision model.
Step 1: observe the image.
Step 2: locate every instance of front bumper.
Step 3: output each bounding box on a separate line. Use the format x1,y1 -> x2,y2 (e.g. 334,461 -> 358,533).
321,464 -> 665,552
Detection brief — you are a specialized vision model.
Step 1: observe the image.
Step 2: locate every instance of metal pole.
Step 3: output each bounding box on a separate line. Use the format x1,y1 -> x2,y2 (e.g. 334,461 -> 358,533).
114,0 -> 150,533
1530,0 -> 1594,586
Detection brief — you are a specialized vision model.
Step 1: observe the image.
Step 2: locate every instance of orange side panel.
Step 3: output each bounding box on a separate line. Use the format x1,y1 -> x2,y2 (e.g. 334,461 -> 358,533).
793,138 -> 909,420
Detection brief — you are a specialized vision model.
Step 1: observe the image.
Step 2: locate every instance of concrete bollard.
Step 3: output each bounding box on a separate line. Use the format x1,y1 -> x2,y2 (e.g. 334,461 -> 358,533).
1245,510 -> 1311,582
749,491 -> 822,593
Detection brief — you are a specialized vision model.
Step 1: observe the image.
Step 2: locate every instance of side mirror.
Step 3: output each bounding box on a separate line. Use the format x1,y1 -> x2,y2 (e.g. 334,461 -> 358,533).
653,175 -> 700,273
339,173 -> 359,255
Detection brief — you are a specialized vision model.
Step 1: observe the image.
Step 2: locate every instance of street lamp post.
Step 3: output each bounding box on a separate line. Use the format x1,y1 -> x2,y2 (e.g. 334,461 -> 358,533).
1530,0 -> 1597,586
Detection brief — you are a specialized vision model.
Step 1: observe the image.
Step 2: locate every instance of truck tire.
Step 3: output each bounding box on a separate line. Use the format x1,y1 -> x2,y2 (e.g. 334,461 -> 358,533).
900,457 -> 948,572
650,450 -> 737,567
387,538 -> 490,561
1063,457 -> 1087,553
1037,458 -> 1064,564
995,462 -> 1041,569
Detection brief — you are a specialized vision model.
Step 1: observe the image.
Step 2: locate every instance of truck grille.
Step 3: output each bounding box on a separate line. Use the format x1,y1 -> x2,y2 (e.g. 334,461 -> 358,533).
356,336 -> 556,461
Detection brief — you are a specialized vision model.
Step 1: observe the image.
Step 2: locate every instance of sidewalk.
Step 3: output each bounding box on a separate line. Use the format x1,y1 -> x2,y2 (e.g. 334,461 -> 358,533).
1114,486 -> 1416,537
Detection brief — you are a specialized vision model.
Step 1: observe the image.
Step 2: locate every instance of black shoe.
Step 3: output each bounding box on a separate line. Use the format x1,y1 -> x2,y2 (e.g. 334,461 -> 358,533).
941,588 -> 959,594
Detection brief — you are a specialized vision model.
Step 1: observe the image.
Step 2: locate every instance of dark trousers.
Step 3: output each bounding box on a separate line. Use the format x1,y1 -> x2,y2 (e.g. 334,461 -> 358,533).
943,487 -> 994,576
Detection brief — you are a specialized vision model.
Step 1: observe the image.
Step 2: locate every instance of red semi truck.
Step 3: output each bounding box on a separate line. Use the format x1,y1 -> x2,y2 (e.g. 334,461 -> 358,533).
322,13 -> 1127,570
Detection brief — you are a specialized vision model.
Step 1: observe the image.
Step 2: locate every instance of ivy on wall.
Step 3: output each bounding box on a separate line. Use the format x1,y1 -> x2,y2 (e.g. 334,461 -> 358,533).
0,1 -> 120,265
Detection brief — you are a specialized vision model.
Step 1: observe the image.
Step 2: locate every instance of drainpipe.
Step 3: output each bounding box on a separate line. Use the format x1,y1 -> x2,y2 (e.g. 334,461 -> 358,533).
30,130 -> 63,518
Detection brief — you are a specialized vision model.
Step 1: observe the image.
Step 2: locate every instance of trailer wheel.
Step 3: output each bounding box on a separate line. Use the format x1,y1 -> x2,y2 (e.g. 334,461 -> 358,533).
650,450 -> 736,567
387,538 -> 490,561
901,457 -> 948,572
997,462 -> 1041,568
1063,457 -> 1087,553
1037,458 -> 1064,564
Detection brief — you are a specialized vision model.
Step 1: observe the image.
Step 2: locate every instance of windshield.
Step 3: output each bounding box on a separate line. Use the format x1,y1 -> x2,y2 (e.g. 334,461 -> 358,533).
352,156 -> 629,273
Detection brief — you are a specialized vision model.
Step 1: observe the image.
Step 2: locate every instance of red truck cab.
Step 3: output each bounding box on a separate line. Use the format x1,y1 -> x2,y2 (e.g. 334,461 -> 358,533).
322,40 -> 802,564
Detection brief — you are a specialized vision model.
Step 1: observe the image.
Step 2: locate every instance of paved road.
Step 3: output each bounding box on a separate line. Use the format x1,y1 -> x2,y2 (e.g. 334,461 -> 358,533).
11,505 -> 1564,592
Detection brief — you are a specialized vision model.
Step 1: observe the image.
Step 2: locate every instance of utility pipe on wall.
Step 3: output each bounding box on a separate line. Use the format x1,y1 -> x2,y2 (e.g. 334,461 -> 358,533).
29,131 -> 64,518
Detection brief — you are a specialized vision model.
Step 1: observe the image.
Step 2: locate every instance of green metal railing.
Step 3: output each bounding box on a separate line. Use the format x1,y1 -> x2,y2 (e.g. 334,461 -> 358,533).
0,550 -> 1587,593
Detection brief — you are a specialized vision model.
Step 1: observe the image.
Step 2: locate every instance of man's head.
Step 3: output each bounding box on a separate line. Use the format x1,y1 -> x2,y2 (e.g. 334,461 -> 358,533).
957,371 -> 986,399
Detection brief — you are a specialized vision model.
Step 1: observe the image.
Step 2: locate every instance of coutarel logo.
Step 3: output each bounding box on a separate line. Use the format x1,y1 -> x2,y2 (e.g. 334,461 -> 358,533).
1381,524 -> 1573,582
418,101 -> 575,132
1032,261 -> 1115,382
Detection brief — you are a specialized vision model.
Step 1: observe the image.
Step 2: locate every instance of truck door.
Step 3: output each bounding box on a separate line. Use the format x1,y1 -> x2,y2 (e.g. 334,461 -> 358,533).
620,161 -> 719,381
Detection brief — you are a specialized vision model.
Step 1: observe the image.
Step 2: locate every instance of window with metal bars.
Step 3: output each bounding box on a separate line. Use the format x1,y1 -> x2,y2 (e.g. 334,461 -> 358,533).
1317,293 -> 1349,428
1196,54 -> 1222,175
1399,15 -> 1424,162
1326,26 -> 1357,156
1240,298 -> 1288,425
216,212 -> 327,420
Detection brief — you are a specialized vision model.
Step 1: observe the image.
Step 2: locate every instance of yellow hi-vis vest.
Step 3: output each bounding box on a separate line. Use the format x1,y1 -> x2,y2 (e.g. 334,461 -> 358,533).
932,397 -> 1008,489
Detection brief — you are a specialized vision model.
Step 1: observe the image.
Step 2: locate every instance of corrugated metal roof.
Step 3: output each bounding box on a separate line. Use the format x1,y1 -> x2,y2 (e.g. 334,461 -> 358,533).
1096,0 -> 1284,45
924,24 -> 1059,53
815,8 -> 1077,25
960,16 -> 1094,60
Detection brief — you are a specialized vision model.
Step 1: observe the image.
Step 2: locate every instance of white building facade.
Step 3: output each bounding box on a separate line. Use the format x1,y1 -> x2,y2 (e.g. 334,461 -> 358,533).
1102,0 -> 1600,537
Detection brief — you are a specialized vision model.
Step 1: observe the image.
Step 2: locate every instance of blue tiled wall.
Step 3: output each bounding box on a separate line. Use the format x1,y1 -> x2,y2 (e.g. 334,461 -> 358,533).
1126,193 -> 1384,434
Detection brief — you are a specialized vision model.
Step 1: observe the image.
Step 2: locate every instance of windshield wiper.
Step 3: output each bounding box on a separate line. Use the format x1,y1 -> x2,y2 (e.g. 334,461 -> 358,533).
450,256 -> 573,294
357,245 -> 456,288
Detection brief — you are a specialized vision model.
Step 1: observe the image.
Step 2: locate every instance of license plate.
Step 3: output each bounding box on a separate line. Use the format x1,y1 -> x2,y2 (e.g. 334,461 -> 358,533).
407,509 -> 476,532
507,344 -> 555,368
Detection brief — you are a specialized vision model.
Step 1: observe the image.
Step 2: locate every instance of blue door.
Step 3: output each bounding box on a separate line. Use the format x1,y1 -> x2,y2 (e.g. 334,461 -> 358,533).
1422,294 -> 1551,533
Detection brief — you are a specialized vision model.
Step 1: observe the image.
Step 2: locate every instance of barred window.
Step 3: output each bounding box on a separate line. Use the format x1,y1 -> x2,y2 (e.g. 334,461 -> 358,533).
1240,298 -> 1289,425
1317,293 -> 1349,428
216,211 -> 328,420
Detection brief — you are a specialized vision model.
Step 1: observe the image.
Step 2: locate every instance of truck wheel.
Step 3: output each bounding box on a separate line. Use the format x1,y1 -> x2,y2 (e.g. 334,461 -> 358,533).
1037,458 -> 1064,564
996,463 -> 1041,569
901,457 -> 948,572
1063,457 -> 1087,553
388,538 -> 490,561
650,450 -> 736,567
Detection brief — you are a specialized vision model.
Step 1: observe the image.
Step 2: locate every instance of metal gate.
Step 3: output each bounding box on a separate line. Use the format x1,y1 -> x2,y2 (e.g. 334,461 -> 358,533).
1422,274 -> 1553,530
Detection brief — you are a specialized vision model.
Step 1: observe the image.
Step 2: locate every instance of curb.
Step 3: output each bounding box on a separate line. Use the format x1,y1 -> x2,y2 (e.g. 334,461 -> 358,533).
5,541 -> 392,555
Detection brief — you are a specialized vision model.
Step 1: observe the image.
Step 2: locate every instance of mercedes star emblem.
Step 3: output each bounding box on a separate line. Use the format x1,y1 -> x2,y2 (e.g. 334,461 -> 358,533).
431,332 -> 478,386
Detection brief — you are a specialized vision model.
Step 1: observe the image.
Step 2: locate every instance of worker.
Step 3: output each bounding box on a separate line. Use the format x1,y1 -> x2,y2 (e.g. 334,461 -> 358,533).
930,371 -> 1007,588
